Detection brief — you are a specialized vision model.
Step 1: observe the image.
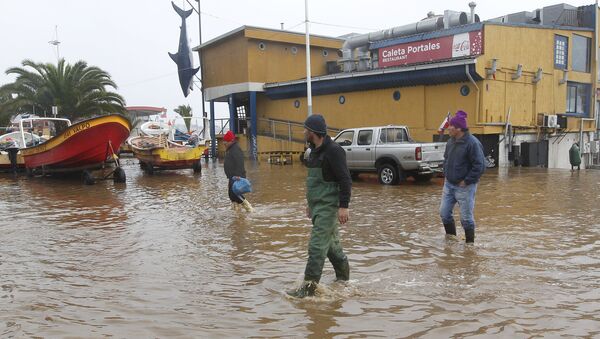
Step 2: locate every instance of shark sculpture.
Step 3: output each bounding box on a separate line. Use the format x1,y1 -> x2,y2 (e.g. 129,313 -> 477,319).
169,2 -> 200,97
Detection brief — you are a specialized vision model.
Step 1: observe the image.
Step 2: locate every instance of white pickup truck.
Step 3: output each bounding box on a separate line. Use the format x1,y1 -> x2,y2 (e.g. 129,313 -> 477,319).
333,125 -> 445,185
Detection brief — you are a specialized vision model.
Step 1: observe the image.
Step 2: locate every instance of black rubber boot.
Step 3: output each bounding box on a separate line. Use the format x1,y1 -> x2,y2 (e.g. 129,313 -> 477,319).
334,259 -> 350,282
465,229 -> 475,243
444,222 -> 457,236
286,280 -> 318,298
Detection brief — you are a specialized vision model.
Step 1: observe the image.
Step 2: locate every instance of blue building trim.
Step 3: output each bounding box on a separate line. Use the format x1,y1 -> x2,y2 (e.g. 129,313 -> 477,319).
370,23 -> 484,50
210,100 -> 216,158
249,91 -> 258,160
265,64 -> 482,100
228,94 -> 237,134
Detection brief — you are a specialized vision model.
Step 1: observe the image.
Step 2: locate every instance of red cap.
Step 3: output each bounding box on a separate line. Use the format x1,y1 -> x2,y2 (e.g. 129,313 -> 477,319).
223,130 -> 235,142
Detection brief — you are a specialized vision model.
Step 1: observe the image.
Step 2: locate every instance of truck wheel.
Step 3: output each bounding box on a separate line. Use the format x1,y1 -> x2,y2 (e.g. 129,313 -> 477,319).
378,164 -> 399,185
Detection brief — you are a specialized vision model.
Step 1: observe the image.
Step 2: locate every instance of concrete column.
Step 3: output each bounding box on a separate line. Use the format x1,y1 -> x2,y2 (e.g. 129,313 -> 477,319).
228,94 -> 237,134
250,91 -> 258,159
210,100 -> 216,158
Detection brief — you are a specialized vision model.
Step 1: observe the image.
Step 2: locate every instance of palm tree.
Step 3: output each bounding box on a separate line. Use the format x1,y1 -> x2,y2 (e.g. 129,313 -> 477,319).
0,92 -> 12,126
174,104 -> 192,131
0,59 -> 126,121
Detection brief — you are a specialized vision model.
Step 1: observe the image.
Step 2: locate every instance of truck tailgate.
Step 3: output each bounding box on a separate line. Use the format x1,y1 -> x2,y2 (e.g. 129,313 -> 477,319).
421,143 -> 445,163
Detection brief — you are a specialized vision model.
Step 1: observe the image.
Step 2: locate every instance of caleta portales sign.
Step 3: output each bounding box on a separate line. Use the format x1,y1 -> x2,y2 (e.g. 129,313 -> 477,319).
378,30 -> 483,68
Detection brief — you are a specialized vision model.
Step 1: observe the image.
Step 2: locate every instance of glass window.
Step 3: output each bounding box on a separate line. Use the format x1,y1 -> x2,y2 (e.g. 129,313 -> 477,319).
566,81 -> 591,116
379,128 -> 408,143
572,34 -> 591,73
334,131 -> 354,146
554,35 -> 568,69
357,130 -> 373,145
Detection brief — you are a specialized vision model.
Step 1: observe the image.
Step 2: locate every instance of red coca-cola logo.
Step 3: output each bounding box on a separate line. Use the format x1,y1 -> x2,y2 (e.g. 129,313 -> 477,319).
453,40 -> 469,52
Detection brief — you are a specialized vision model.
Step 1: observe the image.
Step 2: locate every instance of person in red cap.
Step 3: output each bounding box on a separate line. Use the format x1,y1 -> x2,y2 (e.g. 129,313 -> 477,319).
223,130 -> 252,211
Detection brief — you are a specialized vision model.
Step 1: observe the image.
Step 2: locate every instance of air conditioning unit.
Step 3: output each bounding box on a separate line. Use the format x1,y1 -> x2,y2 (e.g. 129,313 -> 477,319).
582,142 -> 591,154
544,114 -> 558,128
590,140 -> 600,153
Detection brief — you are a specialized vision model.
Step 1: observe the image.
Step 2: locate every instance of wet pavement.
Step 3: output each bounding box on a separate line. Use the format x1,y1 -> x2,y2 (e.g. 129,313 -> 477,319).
1,158 -> 600,337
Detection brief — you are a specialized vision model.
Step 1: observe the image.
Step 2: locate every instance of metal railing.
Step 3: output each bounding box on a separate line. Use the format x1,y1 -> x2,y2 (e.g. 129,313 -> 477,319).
213,119 -> 230,135
257,118 -> 341,143
211,117 -> 341,143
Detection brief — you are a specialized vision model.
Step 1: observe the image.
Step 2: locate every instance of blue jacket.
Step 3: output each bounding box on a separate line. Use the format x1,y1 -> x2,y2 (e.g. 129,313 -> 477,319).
443,132 -> 485,185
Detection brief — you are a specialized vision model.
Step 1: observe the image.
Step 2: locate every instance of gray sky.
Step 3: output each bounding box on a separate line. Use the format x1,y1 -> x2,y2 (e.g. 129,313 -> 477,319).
0,0 -> 594,118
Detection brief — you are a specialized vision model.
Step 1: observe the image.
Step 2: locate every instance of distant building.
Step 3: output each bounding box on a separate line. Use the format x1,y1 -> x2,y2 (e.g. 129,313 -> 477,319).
196,3 -> 600,169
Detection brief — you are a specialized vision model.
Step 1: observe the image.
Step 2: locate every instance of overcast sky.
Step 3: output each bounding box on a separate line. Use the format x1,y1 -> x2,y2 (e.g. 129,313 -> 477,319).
0,0 -> 595,118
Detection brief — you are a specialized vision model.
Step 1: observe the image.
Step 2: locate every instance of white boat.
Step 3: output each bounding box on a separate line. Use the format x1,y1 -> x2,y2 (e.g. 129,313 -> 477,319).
0,130 -> 45,172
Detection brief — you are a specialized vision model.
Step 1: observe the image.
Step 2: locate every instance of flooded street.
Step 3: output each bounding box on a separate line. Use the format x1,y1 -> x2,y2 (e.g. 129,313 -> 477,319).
2,158 -> 600,337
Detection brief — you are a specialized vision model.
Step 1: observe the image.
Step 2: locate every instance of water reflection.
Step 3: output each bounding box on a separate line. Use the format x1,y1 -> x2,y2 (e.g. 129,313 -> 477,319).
1,162 -> 600,337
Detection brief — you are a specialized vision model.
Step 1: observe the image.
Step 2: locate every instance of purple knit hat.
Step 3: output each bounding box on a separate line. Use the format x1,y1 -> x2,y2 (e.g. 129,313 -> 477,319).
449,110 -> 468,130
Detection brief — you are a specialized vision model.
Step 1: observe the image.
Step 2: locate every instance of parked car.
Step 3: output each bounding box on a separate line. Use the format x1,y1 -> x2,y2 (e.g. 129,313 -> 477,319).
333,125 -> 445,185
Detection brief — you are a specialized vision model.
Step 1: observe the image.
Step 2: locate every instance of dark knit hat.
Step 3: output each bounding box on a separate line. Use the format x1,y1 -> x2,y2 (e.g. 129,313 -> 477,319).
449,110 -> 468,130
304,114 -> 327,135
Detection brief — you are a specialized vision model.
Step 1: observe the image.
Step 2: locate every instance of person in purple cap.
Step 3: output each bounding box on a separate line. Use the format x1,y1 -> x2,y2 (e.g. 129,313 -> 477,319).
439,110 -> 485,243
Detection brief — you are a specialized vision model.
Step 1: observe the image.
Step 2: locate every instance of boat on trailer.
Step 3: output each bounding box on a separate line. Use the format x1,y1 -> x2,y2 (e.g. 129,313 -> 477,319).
19,115 -> 131,184
128,133 -> 206,174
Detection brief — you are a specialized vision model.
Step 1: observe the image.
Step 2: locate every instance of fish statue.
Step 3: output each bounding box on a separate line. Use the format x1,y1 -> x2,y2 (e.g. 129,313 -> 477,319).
169,1 -> 200,97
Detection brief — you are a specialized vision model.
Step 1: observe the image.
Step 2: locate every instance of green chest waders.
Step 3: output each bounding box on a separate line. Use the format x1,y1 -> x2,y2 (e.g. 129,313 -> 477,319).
304,164 -> 349,283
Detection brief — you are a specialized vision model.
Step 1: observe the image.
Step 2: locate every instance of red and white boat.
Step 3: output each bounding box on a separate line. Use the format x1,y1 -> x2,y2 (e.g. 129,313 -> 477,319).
19,115 -> 131,184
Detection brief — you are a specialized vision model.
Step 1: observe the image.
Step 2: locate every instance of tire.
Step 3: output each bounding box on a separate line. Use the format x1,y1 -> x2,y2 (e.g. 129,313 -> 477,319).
26,167 -> 34,178
83,170 -> 95,185
377,163 -> 399,185
113,167 -> 126,183
350,171 -> 360,180
144,164 -> 154,175
192,160 -> 202,173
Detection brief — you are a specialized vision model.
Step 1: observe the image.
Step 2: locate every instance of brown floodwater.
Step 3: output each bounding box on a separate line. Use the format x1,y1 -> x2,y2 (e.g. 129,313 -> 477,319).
1,158 -> 600,337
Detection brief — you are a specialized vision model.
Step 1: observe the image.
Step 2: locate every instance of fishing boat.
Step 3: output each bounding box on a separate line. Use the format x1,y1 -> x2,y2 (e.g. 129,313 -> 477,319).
0,119 -> 49,172
128,133 -> 206,174
19,115 -> 131,184
121,106 -> 168,153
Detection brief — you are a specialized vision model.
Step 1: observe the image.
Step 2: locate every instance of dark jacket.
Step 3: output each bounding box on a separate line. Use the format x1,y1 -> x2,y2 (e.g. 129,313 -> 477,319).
224,141 -> 246,179
306,135 -> 352,208
443,132 -> 485,185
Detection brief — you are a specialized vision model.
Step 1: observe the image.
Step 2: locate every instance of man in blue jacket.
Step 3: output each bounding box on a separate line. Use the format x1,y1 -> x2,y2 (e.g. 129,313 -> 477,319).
440,110 -> 485,243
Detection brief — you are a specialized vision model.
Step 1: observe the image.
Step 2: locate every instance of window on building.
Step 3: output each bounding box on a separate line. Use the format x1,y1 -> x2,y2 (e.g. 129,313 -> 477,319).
566,81 -> 591,116
554,35 -> 568,69
572,34 -> 591,73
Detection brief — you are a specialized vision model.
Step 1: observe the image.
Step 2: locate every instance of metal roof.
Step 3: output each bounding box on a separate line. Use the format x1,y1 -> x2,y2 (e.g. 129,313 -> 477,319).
193,25 -> 343,51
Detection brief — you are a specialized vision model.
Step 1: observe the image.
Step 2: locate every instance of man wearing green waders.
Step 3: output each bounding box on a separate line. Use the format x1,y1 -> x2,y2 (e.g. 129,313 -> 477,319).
287,114 -> 352,298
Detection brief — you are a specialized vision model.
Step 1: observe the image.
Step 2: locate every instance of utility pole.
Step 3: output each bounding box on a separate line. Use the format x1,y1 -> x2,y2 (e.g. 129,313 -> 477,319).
305,0 -> 313,116
195,0 -> 206,120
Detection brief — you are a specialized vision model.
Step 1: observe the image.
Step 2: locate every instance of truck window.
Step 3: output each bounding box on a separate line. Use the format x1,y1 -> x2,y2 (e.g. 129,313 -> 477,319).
357,130 -> 373,145
379,128 -> 408,143
335,131 -> 354,146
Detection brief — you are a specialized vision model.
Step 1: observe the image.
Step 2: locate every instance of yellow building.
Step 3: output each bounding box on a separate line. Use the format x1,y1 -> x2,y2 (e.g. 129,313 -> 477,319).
196,3 -> 600,169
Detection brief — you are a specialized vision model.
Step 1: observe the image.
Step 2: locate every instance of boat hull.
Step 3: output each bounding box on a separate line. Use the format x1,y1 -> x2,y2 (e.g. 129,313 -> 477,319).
21,115 -> 131,171
0,153 -> 24,172
133,145 -> 205,170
